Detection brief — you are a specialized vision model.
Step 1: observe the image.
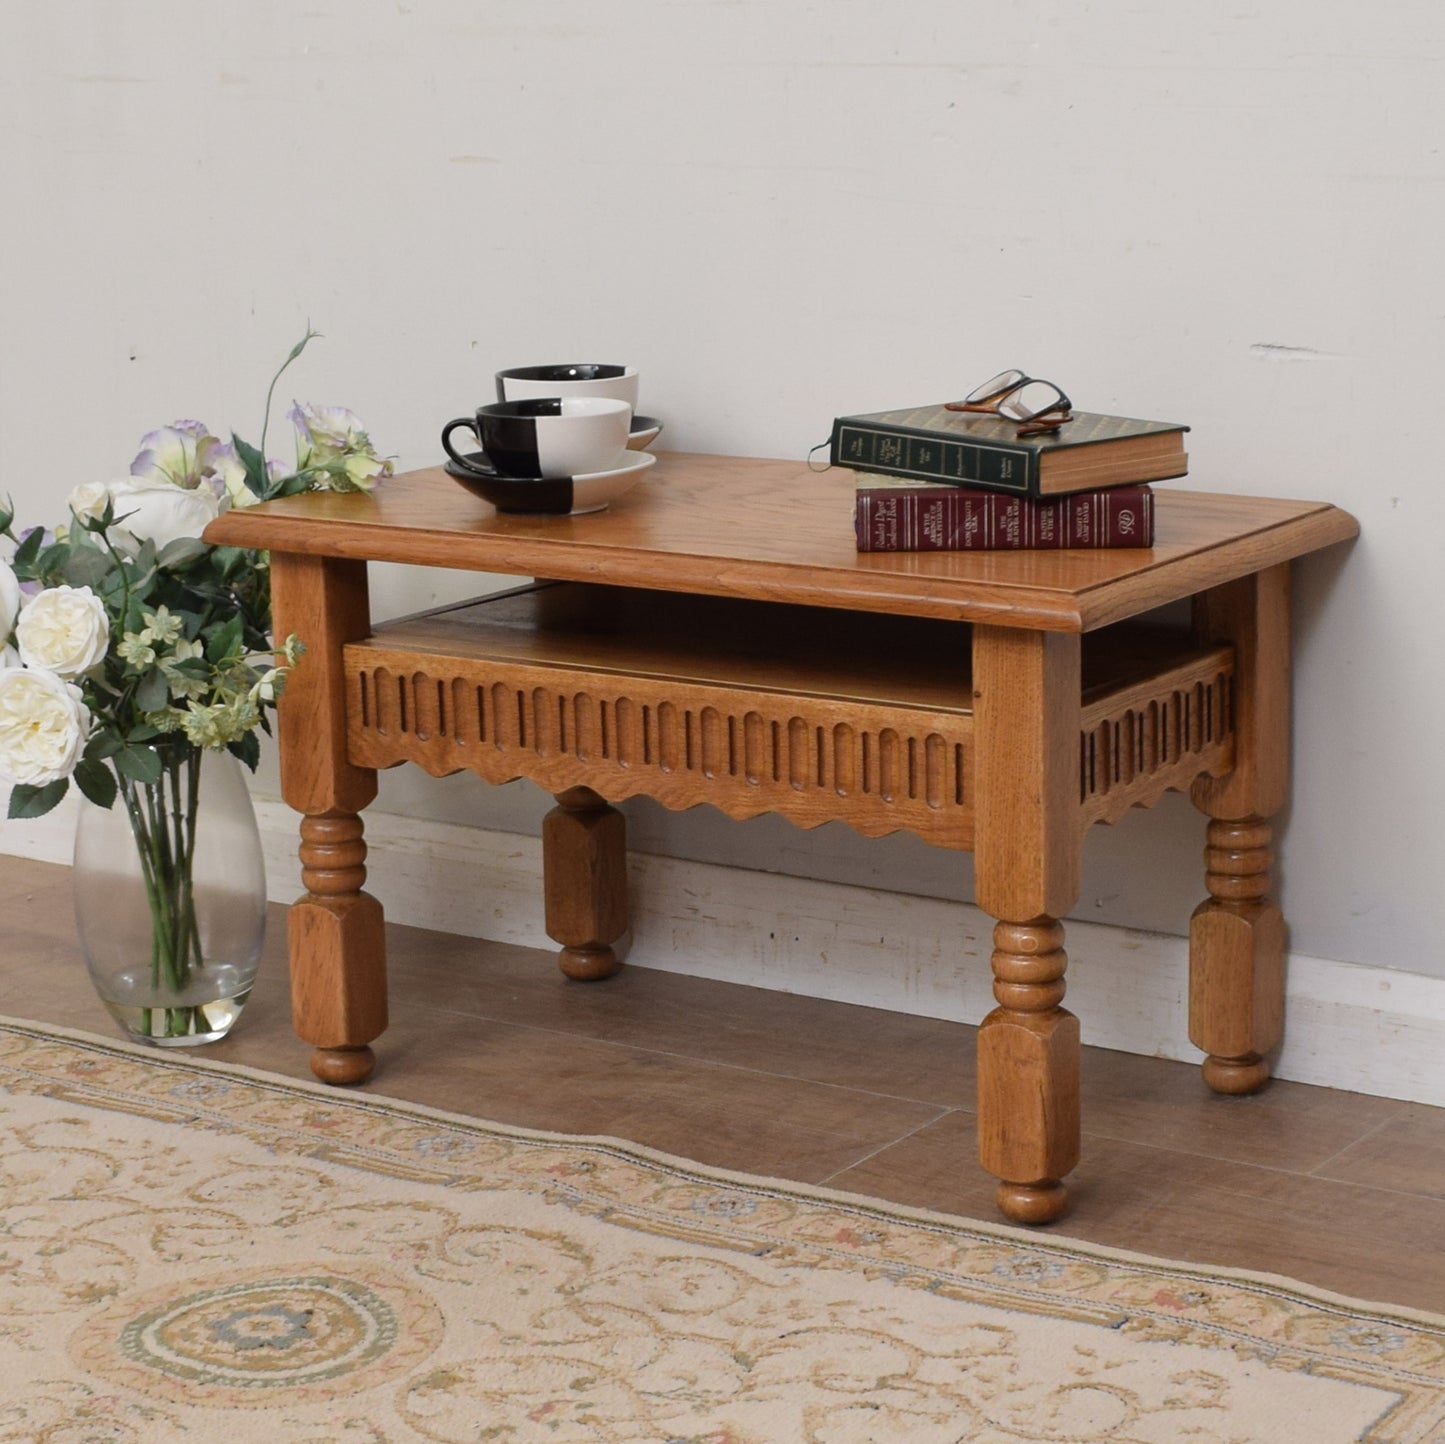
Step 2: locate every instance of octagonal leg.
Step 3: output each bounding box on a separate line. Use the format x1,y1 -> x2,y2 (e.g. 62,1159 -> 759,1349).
271,551 -> 387,1085
1190,565 -> 1290,1096
544,786 -> 628,980
973,626 -> 1083,1225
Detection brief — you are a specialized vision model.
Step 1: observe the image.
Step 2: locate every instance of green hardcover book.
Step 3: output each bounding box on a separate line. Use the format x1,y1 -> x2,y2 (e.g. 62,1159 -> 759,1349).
830,404 -> 1189,500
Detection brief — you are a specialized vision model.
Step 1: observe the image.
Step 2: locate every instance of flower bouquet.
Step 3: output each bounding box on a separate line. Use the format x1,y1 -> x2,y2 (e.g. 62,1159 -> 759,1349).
0,332 -> 391,1043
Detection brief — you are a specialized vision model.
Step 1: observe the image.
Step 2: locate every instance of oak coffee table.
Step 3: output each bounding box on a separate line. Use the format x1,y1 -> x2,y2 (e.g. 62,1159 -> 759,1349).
206,452 -> 1358,1224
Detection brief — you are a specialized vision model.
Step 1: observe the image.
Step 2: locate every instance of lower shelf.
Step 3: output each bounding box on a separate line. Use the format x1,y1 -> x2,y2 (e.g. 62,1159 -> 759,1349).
343,583 -> 1235,847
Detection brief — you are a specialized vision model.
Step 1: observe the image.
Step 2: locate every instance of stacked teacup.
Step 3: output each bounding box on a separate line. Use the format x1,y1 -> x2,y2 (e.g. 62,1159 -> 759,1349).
441,362 -> 657,515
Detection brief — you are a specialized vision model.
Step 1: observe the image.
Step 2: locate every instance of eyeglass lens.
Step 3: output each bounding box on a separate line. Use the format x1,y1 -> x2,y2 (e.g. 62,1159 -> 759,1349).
996,379 -> 1068,421
964,369 -> 1029,405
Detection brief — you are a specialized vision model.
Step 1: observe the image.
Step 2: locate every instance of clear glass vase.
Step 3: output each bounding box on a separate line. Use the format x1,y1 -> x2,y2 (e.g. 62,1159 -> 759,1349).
73,745 -> 267,1046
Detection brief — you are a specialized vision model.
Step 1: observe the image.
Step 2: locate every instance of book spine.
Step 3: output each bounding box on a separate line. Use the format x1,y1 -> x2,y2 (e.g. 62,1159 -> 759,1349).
831,418 -> 1038,494
854,486 -> 1154,552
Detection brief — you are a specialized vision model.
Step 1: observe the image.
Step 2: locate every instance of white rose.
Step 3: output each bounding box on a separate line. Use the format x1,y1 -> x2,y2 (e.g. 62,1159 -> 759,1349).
68,480 -> 113,527
0,558 -> 20,643
0,666 -> 90,786
15,585 -> 111,678
1,645 -> 17,669
107,476 -> 221,551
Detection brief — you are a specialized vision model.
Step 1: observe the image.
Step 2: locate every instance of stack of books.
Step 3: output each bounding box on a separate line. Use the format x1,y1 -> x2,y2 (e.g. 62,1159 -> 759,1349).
830,403 -> 1189,552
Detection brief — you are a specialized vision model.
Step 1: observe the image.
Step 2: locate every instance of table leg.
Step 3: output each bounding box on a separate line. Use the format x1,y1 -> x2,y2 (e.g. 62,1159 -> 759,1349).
972,626 -> 1083,1224
543,786 -> 628,980
1189,566 -> 1290,1095
270,552 -> 387,1085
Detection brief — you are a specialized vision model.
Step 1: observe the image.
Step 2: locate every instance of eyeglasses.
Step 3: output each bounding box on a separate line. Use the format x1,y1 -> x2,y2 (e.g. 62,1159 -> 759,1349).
945,369 -> 1074,437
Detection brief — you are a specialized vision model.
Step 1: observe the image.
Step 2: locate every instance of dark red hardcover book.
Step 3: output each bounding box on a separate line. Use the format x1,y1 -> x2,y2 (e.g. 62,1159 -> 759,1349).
854,482 -> 1154,552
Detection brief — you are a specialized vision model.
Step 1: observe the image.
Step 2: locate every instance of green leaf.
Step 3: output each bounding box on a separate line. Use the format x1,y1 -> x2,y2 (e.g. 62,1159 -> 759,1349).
157,537 -> 209,569
73,758 -> 118,809
205,613 -> 243,665
11,525 -> 44,573
135,666 -> 170,712
275,471 -> 315,497
126,723 -> 163,742
210,546 -> 246,579
37,541 -> 70,576
7,778 -> 69,819
227,730 -> 261,772
62,546 -> 114,589
232,432 -> 272,498
83,729 -> 124,760
115,745 -> 163,785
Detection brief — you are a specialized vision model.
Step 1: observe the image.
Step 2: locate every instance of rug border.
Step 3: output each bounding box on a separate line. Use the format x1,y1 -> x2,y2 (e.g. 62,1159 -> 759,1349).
4,1010 -> 1441,1334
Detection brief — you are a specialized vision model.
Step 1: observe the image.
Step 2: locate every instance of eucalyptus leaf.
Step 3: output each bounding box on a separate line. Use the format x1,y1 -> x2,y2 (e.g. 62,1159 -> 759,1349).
62,547 -> 114,589
157,537 -> 209,569
136,667 -> 170,712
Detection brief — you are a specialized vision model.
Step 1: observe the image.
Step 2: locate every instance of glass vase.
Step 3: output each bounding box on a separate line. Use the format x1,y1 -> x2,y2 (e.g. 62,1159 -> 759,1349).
73,745 -> 267,1046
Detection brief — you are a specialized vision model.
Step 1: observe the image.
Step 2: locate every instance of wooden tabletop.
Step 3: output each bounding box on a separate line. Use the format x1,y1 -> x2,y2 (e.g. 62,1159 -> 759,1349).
204,452 -> 1359,632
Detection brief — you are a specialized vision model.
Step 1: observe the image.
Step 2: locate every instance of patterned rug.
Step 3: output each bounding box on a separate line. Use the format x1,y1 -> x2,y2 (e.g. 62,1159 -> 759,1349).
2,1017 -> 1442,1442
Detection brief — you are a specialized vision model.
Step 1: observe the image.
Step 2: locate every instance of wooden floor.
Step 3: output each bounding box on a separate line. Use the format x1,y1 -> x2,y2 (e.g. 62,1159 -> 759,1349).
4,853 -> 1443,1317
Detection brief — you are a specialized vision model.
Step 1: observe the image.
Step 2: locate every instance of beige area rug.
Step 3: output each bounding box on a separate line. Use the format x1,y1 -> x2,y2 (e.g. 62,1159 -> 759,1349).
2,1019 -> 1443,1443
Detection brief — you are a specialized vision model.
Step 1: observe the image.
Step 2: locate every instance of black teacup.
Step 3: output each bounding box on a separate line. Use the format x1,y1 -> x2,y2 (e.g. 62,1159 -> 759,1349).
441,397 -> 631,479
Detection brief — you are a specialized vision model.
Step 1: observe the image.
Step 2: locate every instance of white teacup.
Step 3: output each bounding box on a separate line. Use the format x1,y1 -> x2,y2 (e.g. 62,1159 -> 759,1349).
496,363 -> 640,411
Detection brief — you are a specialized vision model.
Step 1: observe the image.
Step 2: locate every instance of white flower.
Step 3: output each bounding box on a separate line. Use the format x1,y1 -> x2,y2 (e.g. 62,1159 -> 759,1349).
291,402 -> 367,457
130,420 -> 218,488
107,476 -> 221,551
290,402 -> 392,493
0,558 -> 20,644
15,585 -> 110,679
0,645 -> 17,669
0,666 -> 90,786
67,480 -> 113,527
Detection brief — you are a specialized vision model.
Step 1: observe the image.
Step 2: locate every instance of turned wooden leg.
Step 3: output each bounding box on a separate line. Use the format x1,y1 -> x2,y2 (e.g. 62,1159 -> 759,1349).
270,552 -> 386,1085
972,626 -> 1083,1225
543,786 -> 628,980
979,918 -> 1080,1224
1189,817 -> 1284,1095
1190,564 -> 1290,1097
292,812 -> 387,1085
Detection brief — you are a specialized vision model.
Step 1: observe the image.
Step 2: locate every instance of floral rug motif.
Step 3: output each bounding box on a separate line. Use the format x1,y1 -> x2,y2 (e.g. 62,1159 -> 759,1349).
1,1017 -> 1442,1442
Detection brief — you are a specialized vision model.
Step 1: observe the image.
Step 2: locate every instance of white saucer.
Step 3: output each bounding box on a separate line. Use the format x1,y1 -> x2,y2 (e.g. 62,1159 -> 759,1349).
570,449 -> 658,512
444,448 -> 656,515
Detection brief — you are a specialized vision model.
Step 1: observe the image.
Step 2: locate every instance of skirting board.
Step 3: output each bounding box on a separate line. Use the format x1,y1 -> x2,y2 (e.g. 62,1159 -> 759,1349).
5,794 -> 1444,1108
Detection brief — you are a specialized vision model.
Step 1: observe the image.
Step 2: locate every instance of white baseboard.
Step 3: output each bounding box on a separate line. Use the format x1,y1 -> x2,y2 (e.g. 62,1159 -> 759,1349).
6,796 -> 1444,1108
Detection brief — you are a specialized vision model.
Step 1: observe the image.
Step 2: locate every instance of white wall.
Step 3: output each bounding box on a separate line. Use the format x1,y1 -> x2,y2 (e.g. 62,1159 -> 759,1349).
1,1 -> 1440,983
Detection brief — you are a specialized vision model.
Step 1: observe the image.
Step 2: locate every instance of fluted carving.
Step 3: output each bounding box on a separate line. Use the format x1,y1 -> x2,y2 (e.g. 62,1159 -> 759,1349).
347,653 -> 975,846
1080,650 -> 1235,825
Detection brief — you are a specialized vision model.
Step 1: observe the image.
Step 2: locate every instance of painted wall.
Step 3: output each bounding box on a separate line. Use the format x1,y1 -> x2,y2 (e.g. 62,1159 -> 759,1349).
0,2 -> 1438,977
